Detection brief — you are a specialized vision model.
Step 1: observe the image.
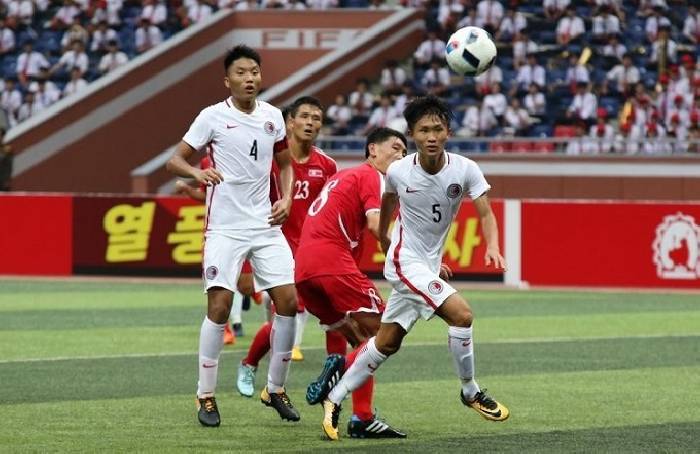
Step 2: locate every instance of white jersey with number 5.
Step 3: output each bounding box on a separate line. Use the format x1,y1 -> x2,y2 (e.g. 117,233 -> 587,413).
384,152 -> 490,274
183,97 -> 287,230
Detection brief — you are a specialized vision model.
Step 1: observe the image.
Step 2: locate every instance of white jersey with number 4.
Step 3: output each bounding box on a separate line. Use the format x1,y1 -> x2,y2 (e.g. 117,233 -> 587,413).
183,98 -> 287,230
384,152 -> 490,273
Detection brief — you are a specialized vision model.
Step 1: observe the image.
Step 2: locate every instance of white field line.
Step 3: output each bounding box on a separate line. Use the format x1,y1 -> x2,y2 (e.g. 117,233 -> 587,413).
1,332 -> 697,365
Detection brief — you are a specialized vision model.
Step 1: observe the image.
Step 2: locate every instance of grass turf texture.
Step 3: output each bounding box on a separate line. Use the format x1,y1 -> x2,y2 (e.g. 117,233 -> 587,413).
1,280 -> 699,452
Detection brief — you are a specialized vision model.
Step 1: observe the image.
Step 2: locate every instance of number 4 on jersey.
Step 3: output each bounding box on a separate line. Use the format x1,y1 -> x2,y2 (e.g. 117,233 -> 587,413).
249,140 -> 258,160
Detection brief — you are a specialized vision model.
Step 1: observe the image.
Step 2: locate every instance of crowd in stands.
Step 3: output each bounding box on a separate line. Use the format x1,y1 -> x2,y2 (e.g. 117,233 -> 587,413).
320,0 -> 699,154
0,0 -> 698,154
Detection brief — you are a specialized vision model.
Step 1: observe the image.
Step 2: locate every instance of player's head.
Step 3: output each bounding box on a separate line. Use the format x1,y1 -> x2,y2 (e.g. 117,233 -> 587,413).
403,95 -> 452,158
365,127 -> 407,174
223,45 -> 262,103
288,96 -> 324,144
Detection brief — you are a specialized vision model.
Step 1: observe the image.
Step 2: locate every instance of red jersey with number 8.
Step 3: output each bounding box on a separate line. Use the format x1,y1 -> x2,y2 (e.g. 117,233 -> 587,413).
295,162 -> 384,281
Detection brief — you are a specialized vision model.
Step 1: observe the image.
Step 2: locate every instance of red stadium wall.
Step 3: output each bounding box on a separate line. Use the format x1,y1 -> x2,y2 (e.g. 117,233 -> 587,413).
2,194 -> 699,289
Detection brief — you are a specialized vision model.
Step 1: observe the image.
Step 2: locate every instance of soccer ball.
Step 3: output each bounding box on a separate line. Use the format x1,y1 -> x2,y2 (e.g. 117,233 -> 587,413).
445,26 -> 497,76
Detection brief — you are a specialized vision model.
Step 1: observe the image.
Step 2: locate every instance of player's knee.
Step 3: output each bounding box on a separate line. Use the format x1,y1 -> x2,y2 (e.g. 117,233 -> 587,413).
237,275 -> 255,296
272,290 -> 298,316
375,337 -> 402,357
452,308 -> 474,328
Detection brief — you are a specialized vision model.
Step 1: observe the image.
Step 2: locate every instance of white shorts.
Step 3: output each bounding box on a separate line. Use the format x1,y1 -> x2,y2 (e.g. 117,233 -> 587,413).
202,228 -> 294,293
381,257 -> 457,332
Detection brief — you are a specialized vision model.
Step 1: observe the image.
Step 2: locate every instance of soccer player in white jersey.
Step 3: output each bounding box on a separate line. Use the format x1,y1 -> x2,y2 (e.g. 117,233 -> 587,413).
167,45 -> 301,427
315,96 -> 510,439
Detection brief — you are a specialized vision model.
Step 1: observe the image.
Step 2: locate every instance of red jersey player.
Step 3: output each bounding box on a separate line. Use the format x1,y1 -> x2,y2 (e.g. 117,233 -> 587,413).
236,96 -> 349,397
297,127 -> 408,439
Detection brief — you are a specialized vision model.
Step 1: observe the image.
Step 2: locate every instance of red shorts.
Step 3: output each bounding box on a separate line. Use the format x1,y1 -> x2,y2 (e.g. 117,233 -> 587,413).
296,273 -> 384,327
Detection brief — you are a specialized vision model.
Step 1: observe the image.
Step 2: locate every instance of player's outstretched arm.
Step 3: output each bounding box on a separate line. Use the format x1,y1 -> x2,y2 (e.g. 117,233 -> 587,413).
167,141 -> 223,186
269,147 -> 293,225
378,192 -> 399,254
473,194 -> 506,271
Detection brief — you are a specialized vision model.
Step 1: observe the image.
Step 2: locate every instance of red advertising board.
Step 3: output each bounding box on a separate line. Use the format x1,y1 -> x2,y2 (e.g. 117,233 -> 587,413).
522,201 -> 700,288
356,200 -> 505,276
72,195 -> 202,274
0,194 -> 73,275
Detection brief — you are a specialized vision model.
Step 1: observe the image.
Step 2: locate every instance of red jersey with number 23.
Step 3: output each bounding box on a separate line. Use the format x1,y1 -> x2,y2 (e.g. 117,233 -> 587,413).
295,162 -> 384,281
271,146 -> 337,255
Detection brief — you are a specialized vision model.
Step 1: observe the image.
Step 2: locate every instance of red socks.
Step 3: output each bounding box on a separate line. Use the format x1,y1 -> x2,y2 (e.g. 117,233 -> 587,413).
242,322 -> 272,367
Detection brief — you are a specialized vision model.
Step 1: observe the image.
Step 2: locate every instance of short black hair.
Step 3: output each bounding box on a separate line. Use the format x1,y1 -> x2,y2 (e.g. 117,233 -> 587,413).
289,96 -> 324,118
403,95 -> 453,132
224,45 -> 261,73
365,127 -> 407,158
281,105 -> 292,122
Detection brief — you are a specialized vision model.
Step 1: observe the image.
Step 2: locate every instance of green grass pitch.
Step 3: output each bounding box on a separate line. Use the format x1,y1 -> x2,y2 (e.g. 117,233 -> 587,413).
1,280 -> 699,452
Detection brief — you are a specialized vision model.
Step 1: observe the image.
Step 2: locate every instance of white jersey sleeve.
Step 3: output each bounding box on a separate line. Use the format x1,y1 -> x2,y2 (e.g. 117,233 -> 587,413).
464,159 -> 491,200
183,107 -> 214,150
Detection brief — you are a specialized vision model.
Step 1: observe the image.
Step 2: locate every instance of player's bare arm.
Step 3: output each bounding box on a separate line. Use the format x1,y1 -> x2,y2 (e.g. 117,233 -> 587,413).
378,192 -> 399,254
269,146 -> 294,225
175,180 -> 206,202
473,193 -> 506,270
167,141 -> 223,186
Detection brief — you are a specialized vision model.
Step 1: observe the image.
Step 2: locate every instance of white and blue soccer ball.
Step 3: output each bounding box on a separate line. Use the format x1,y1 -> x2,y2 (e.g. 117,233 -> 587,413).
445,26 -> 497,77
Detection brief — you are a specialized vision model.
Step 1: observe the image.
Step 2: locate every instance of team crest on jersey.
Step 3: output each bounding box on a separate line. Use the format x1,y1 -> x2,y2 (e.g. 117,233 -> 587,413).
652,213 -> 700,280
446,183 -> 463,199
428,280 -> 443,295
205,266 -> 219,280
263,121 -> 275,135
308,168 -> 324,178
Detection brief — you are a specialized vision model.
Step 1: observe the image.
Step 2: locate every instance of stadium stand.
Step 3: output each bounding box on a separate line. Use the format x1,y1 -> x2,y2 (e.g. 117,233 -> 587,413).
0,0 -> 698,154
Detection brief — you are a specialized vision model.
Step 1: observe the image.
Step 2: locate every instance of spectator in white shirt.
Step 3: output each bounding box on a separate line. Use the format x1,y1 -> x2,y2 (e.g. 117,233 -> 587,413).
524,83 -> 547,117
51,0 -> 82,30
642,122 -> 671,154
592,5 -> 621,43
667,114 -> 689,153
456,101 -> 482,137
91,0 -> 123,27
62,66 -> 88,98
422,59 -> 451,97
645,6 -> 671,42
185,0 -> 213,26
514,54 -> 546,93
1,78 -> 22,120
613,121 -> 641,154
496,8 -> 527,43
6,0 -> 35,28
504,98 -> 532,135
141,0 -> 167,28
135,18 -> 163,54
649,26 -> 678,65
51,40 -> 89,78
306,0 -> 339,8
62,23 -> 89,52
602,34 -> 627,62
556,6 -> 585,45
16,42 -> 50,86
98,40 -> 129,74
326,94 -> 352,135
413,31 -> 446,69
565,122 -> 587,155
29,80 -> 60,108
379,60 -> 407,95
567,82 -> 598,123
0,19 -> 15,56
457,8 -> 479,29
232,0 -> 259,10
606,53 -> 640,95
349,79 -> 374,118
476,0 -> 504,33
512,31 -> 538,67
543,0 -> 569,21
585,109 -> 615,153
16,90 -> 44,123
682,6 -> 700,44
393,83 -> 414,115
362,93 -> 399,135
564,54 -> 590,92
90,20 -> 119,53
475,64 -> 502,95
483,82 -> 507,121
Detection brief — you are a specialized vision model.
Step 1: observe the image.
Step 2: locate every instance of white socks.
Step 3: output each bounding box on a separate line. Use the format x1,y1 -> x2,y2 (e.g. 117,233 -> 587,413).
231,291 -> 243,325
196,317 -> 226,397
267,314 -> 296,393
294,310 -> 308,347
328,337 -> 387,405
448,326 -> 480,399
